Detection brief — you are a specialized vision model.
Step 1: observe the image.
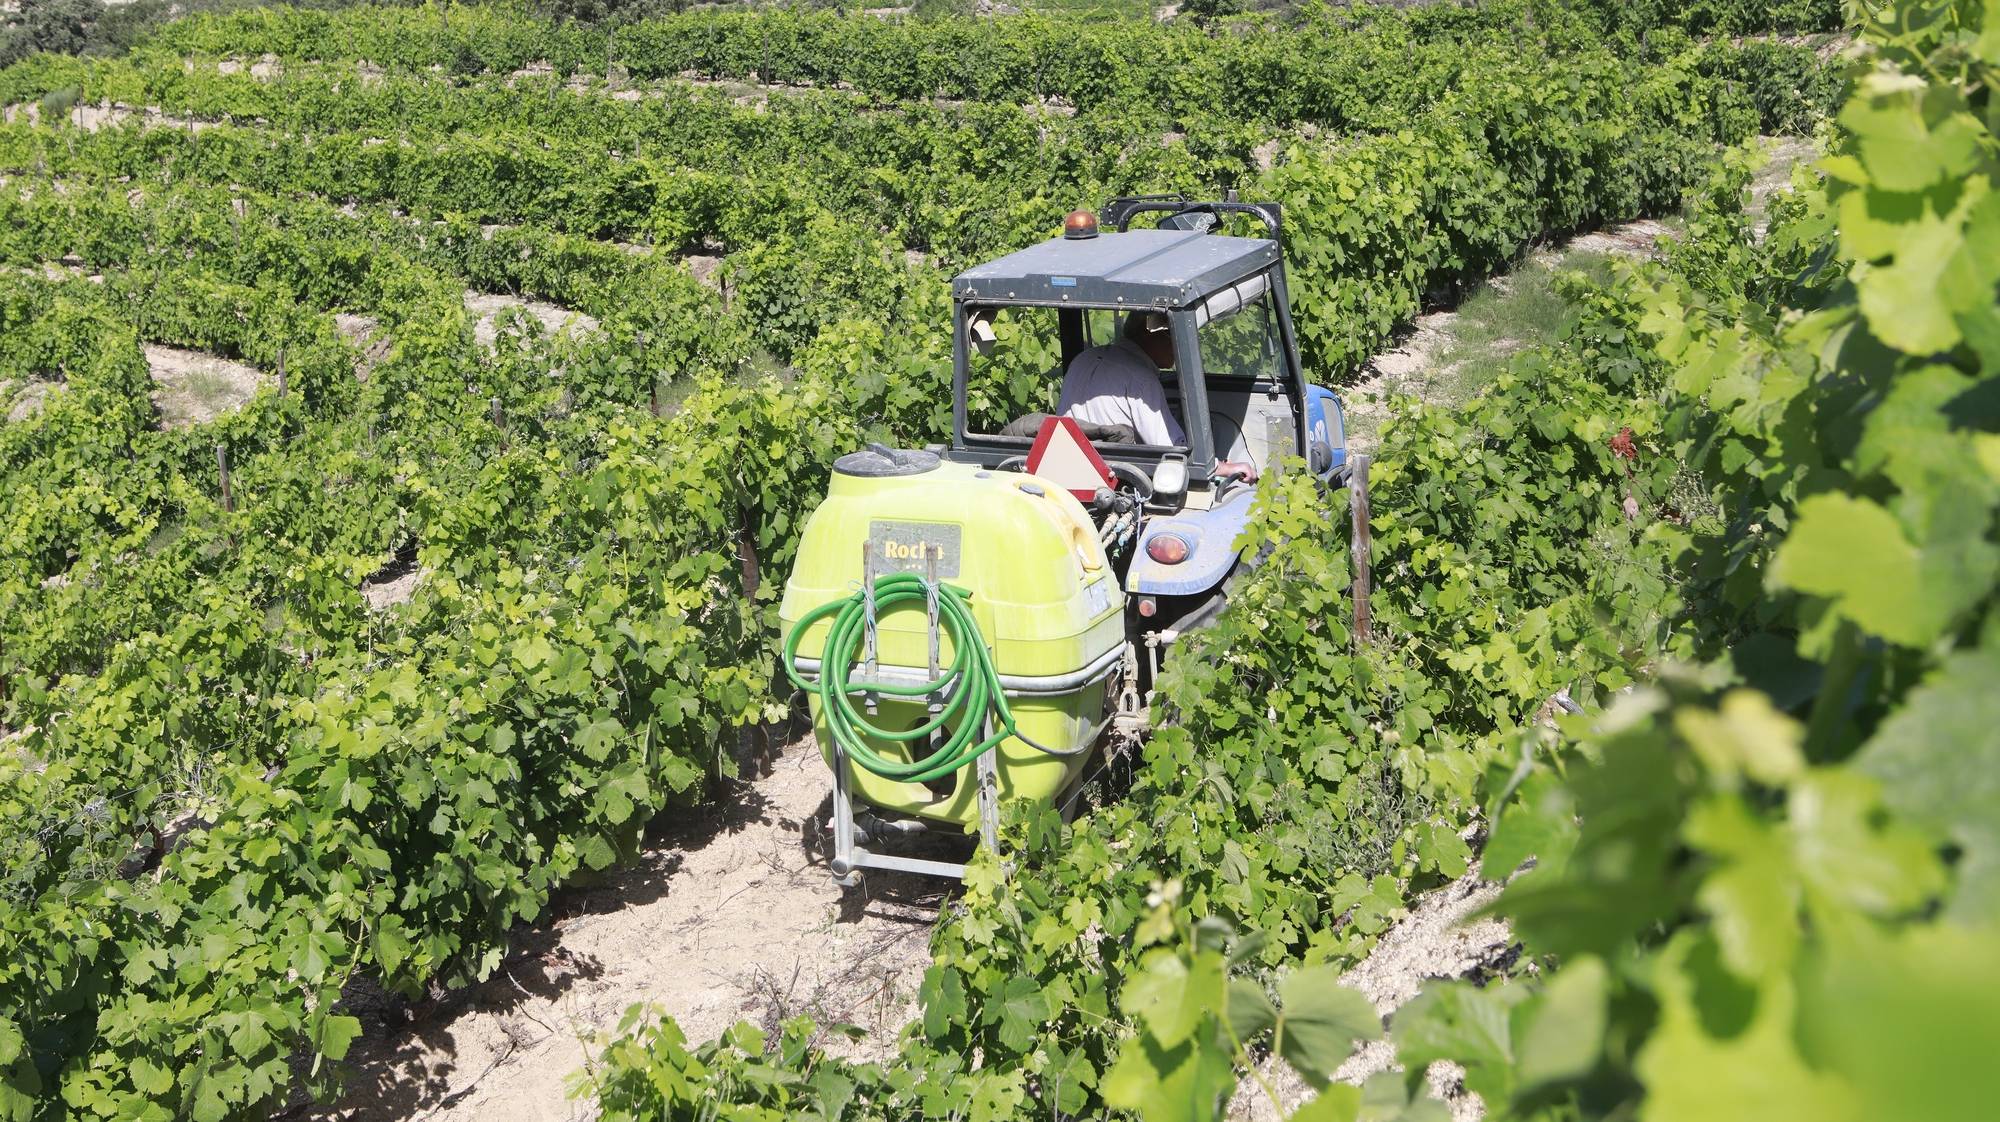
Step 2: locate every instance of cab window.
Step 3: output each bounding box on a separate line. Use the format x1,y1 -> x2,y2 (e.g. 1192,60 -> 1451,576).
1196,278 -> 1282,384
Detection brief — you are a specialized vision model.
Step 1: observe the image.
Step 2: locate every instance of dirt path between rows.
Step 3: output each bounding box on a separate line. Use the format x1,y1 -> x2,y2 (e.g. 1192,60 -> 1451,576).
1337,215 -> 1677,455
306,736 -> 948,1122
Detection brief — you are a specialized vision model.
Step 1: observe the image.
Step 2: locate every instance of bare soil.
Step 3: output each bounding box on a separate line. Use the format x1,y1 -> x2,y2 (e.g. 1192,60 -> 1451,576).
0,99 -> 221,133
1533,217 -> 1677,263
682,254 -> 724,289
1229,874 -> 1519,1122
359,568 -> 424,612
334,314 -> 391,382
2,378 -> 57,423
304,736 -> 945,1122
145,345 -> 267,429
462,293 -> 601,349
1746,137 -> 1818,236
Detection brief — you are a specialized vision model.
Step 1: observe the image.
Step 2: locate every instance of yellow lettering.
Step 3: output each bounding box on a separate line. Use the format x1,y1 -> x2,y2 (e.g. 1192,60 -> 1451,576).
874,539 -> 947,565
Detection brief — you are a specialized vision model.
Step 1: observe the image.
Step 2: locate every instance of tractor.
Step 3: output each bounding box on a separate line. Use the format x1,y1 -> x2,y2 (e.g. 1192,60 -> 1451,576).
780,196 -> 1349,885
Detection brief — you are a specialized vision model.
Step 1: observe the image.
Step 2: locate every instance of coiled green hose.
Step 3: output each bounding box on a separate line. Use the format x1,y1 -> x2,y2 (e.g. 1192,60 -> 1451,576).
783,572 -> 1029,783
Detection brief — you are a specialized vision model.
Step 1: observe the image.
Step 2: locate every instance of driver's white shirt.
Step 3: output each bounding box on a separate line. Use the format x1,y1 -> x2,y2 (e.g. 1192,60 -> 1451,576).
1057,339 -> 1186,447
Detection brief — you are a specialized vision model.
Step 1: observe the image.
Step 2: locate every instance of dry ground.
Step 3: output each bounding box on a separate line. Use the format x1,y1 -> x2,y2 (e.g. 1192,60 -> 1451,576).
1229,875 -> 1519,1121
462,292 -> 601,350
335,314 -> 393,382
2,378 -> 57,423
145,344 -> 267,429
359,566 -> 424,612
312,745 -> 1508,1122
303,736 -> 947,1122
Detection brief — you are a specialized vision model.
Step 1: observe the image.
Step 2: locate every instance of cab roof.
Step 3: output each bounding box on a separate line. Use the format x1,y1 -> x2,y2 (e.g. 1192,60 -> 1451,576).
951,228 -> 1278,310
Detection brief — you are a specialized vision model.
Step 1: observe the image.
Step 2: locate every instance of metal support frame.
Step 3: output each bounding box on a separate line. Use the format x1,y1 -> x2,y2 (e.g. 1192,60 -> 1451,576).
826,542 -> 1006,887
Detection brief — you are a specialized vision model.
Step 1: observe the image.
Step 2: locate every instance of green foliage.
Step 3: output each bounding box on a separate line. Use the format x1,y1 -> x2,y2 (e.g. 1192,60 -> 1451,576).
0,3 -> 1855,1120
1264,45 -> 1744,381
1180,0 -> 1245,28
0,168 -> 853,1118
1566,0 -> 1846,36
573,2 -> 1994,1119
0,0 -> 103,69
1693,38 -> 1846,135
1384,6 -> 2000,1122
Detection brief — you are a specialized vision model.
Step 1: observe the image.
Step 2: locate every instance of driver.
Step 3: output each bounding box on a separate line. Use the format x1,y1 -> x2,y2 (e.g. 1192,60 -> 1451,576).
1057,312 -> 1185,448
1057,312 -> 1259,483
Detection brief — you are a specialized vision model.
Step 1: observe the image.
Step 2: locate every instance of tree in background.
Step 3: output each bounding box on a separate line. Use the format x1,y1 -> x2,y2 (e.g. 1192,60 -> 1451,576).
0,0 -> 103,68
1181,0 -> 1246,27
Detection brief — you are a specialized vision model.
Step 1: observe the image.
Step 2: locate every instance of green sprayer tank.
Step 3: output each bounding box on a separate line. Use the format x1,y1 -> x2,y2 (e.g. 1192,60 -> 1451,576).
780,446 -> 1125,829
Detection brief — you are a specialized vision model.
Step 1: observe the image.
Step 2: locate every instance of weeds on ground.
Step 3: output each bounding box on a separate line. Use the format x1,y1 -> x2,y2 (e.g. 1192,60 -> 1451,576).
1431,250 -> 1620,403
1348,249 -> 1625,452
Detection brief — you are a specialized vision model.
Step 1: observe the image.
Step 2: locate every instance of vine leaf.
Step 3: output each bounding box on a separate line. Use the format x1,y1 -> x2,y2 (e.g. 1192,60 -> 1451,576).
1635,933 -> 1853,1122
993,978 -> 1052,1053
1274,968 -> 1379,1089
1392,982 -> 1518,1106
1855,643 -> 2000,923
1101,1027 -> 1236,1122
1513,956 -> 1608,1091
1288,1084 -> 1361,1121
1770,492 -> 1993,646
314,1014 -> 362,1062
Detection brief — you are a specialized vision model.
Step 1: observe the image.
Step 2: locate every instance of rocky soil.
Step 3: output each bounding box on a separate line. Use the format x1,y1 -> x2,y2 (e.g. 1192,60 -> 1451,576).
302,736 -> 946,1122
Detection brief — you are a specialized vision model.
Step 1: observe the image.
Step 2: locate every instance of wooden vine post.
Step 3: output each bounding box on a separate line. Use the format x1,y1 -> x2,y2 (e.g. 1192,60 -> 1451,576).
739,508 -> 761,601
215,444 -> 233,514
216,443 -> 236,550
275,346 -> 287,400
639,331 -> 662,417
1348,453 -> 1373,647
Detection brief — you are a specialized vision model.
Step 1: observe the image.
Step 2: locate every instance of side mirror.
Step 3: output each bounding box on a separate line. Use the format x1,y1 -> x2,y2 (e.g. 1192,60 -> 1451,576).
969,312 -> 997,357
1151,457 -> 1188,502
1310,440 -> 1332,474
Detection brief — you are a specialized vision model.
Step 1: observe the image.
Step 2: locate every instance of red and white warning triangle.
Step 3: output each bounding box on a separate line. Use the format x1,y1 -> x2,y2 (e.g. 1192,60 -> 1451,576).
1025,415 -> 1115,502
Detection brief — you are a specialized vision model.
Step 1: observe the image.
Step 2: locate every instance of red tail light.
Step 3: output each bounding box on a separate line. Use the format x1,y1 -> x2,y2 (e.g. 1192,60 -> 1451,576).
1145,533 -> 1190,565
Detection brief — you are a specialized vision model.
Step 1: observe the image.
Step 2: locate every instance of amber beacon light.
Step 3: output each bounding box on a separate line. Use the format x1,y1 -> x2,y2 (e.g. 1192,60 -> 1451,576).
1063,208 -> 1100,239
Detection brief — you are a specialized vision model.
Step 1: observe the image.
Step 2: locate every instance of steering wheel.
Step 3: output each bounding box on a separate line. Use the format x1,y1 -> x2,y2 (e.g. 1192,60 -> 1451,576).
1107,462 -> 1154,503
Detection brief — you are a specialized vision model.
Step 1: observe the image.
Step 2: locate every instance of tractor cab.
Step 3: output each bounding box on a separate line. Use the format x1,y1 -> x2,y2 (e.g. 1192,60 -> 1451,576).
946,196 -> 1348,670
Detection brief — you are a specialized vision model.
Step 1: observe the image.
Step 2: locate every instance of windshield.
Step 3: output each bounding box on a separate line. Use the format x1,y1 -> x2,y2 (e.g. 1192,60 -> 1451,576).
961,305 -> 1187,448
1198,275 -> 1299,471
